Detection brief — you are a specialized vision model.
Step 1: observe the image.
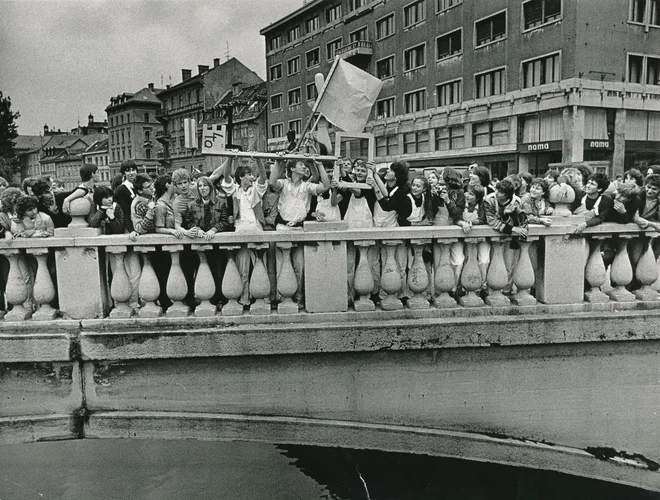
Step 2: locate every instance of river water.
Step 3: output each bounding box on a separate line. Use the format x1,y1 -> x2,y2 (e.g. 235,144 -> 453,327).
0,439 -> 658,500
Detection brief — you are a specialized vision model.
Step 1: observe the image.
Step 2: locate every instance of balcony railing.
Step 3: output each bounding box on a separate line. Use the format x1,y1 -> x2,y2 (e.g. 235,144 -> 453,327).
336,40 -> 373,59
155,130 -> 170,143
0,214 -> 657,323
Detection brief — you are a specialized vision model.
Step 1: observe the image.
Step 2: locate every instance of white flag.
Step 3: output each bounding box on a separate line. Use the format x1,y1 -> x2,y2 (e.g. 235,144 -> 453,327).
201,124 -> 226,154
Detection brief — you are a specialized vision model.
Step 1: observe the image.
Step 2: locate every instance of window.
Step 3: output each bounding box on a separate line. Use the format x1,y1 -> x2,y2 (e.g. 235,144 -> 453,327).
376,97 -> 395,118
436,79 -> 462,106
145,149 -> 151,159
144,112 -> 150,122
271,93 -> 283,110
435,126 -> 464,150
376,135 -> 399,156
268,35 -> 282,51
523,0 -> 561,29
306,16 -> 320,33
437,0 -> 462,12
287,26 -> 300,43
628,54 -> 660,84
269,64 -> 282,81
327,4 -> 342,22
287,56 -> 300,75
288,88 -> 302,106
271,123 -> 284,138
523,52 -> 560,88
404,44 -> 426,71
472,119 -> 509,147
475,11 -> 507,47
289,120 -> 302,134
404,0 -> 426,27
306,82 -> 319,101
376,55 -> 395,79
327,38 -> 342,59
404,89 -> 426,113
350,0 -> 367,10
629,0 -> 659,24
475,68 -> 506,98
350,27 -> 368,43
403,131 -> 429,154
436,29 -> 462,60
144,130 -> 151,141
306,48 -> 320,68
376,14 -> 395,40
196,89 -> 201,102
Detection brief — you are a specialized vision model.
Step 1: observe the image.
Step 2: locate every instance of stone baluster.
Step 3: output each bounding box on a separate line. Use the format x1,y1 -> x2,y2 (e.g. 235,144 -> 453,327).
106,245 -> 134,318
653,236 -> 660,293
584,237 -> 609,303
634,237 -> 659,301
276,242 -> 299,314
432,240 -> 458,308
2,249 -> 31,321
485,238 -> 510,307
607,236 -> 635,302
380,240 -> 404,311
26,248 -> 57,321
407,239 -> 430,309
511,238 -> 537,306
459,238 -> 485,307
353,240 -> 376,312
221,245 -> 244,316
165,244 -> 190,317
135,246 -> 162,318
249,243 -> 271,315
192,244 -> 218,317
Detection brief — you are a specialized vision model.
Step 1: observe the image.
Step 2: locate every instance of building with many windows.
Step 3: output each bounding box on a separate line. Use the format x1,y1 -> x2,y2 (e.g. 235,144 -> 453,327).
106,84 -> 164,178
261,0 -> 660,177
155,58 -> 263,173
82,138 -> 111,185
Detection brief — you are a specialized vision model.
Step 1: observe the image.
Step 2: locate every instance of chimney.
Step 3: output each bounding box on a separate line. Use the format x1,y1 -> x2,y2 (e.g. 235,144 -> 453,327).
148,82 -> 154,91
213,58 -> 220,67
198,65 -> 209,75
182,69 -> 192,81
166,84 -> 171,89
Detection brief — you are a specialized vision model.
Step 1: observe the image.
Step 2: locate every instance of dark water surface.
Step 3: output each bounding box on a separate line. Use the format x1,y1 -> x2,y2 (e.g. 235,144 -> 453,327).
0,439 -> 658,500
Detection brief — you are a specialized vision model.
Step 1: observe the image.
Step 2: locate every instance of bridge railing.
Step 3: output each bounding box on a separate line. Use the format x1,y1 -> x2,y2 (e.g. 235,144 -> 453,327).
0,220 -> 658,322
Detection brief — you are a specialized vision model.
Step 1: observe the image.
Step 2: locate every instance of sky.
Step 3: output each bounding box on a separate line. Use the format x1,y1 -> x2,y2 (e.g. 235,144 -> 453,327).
0,0 -> 302,136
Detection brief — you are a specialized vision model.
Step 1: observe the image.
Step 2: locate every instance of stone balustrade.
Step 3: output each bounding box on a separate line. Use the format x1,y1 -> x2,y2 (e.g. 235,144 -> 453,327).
0,220 -> 657,323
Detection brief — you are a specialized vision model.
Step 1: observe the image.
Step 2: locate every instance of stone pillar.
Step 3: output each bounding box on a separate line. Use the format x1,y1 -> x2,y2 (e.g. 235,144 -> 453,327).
518,154 -> 531,174
634,237 -> 659,301
27,248 -> 57,321
249,243 -> 271,316
535,233 -> 586,304
563,106 -> 585,163
135,246 -> 162,318
56,243 -> 106,320
221,246 -> 244,316
432,240 -> 458,308
192,244 -> 217,317
459,238 -> 485,307
164,244 -> 190,317
2,249 -> 31,321
608,236 -> 635,302
407,239 -> 430,309
612,109 -> 626,178
106,246 -> 134,319
276,242 -> 299,314
353,240 -> 376,312
485,238 -> 511,307
584,237 -> 610,303
511,239 -> 537,306
380,240 -> 404,311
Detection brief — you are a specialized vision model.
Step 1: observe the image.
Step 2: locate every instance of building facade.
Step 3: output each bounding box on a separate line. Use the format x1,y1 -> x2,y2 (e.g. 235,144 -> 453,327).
106,84 -> 164,178
39,135 -> 105,190
82,138 -> 111,185
261,0 -> 660,177
156,57 -> 263,173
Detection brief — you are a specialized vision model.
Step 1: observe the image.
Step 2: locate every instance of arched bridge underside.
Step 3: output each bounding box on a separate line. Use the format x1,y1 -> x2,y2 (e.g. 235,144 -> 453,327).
2,310 -> 660,492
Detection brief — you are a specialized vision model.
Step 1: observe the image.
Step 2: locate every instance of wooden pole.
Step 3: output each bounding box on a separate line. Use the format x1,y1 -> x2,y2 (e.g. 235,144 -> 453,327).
205,150 -> 339,161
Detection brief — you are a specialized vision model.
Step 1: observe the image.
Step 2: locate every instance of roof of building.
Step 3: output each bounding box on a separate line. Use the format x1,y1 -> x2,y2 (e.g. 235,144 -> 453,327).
83,138 -> 108,155
106,87 -> 164,112
158,57 -> 257,97
260,0 -> 324,35
13,135 -> 46,153
41,134 -> 106,160
215,82 -> 268,123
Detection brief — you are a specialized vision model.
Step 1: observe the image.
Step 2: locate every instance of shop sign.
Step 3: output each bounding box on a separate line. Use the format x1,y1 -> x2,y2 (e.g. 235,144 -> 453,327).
584,139 -> 613,150
518,140 -> 562,153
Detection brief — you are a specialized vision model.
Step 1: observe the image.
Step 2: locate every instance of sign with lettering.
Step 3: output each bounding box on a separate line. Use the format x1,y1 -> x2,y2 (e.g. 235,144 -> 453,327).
201,124 -> 226,154
518,140 -> 562,153
584,139 -> 613,150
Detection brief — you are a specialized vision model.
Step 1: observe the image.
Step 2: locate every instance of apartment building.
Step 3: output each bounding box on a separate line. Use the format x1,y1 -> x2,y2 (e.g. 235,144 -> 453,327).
82,138 -> 111,185
155,58 -> 263,173
261,0 -> 660,177
106,84 -> 164,178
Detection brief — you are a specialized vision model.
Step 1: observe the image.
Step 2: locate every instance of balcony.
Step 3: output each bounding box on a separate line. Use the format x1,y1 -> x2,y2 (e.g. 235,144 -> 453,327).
336,40 -> 373,59
155,108 -> 169,123
155,130 -> 170,143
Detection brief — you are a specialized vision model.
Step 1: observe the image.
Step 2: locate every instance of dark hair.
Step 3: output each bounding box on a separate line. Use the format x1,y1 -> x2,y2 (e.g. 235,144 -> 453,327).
31,178 -> 51,197
472,166 -> 491,188
467,184 -> 485,203
134,174 -> 152,194
644,173 -> 660,190
234,166 -> 252,184
15,195 -> 39,218
22,177 -> 37,194
120,159 -> 137,174
111,173 -> 123,191
625,168 -> 644,187
576,164 -> 593,187
0,187 -> 25,214
545,169 -> 560,182
519,172 -> 533,187
588,172 -> 610,193
531,178 -> 549,194
154,174 -> 172,199
80,163 -> 98,182
390,160 -> 410,189
647,165 -> 660,176
442,167 -> 462,188
93,186 -> 114,206
496,178 -> 516,198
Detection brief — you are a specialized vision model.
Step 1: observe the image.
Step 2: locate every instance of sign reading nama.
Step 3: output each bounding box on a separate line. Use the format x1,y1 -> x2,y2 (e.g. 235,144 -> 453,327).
518,140 -> 562,153
584,139 -> 613,150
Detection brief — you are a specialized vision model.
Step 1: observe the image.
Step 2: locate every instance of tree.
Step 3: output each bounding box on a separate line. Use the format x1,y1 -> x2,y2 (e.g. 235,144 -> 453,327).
0,91 -> 20,159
